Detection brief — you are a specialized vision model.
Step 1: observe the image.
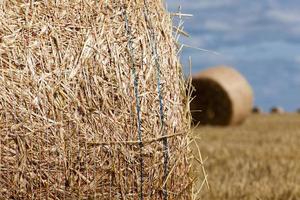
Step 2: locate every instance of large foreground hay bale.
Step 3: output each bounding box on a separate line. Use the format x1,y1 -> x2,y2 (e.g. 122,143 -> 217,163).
0,1 -> 191,199
190,66 -> 253,126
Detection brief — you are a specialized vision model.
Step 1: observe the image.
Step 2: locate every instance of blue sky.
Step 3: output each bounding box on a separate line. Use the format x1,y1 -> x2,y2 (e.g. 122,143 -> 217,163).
166,0 -> 300,112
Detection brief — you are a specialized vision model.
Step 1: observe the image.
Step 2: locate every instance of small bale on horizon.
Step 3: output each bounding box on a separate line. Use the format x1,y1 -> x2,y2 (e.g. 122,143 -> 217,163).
270,107 -> 285,114
252,106 -> 263,114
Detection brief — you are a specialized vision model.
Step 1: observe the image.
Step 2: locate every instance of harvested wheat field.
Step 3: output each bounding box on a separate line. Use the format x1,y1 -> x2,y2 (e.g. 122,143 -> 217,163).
191,114 -> 300,200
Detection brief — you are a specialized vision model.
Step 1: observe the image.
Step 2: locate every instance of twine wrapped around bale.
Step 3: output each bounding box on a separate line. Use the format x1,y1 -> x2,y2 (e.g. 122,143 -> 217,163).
0,1 -> 191,199
190,66 -> 253,126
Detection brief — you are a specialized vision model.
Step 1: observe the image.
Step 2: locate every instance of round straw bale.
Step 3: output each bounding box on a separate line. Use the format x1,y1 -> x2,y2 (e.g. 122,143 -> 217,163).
270,106 -> 285,114
297,108 -> 300,113
190,66 -> 253,126
252,106 -> 263,114
0,1 -> 191,199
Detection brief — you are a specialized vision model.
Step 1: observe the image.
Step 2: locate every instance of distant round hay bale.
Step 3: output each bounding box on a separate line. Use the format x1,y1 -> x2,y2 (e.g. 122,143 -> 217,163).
270,106 -> 285,114
190,66 -> 253,126
252,106 -> 263,114
297,108 -> 300,113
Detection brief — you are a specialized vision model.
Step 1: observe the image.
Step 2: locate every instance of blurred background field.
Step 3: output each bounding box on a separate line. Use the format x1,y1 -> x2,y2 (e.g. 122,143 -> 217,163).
192,114 -> 300,200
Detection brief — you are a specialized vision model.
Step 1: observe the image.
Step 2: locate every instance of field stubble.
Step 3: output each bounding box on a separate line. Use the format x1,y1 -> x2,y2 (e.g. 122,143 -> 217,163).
192,114 -> 300,200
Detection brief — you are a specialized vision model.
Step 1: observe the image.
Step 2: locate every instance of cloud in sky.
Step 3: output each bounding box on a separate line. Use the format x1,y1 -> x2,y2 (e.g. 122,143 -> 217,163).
166,0 -> 300,111
267,10 -> 300,24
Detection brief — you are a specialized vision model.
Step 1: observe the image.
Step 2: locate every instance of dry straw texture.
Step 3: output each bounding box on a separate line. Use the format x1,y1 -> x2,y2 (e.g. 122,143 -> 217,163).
0,1 -> 191,199
190,66 -> 253,126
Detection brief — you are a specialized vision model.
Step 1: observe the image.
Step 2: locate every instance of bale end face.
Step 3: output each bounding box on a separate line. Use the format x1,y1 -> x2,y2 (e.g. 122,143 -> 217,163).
190,78 -> 232,126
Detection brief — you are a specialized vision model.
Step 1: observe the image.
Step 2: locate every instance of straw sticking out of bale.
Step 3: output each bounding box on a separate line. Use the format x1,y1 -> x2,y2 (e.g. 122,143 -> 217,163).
0,1 -> 191,199
270,107 -> 285,114
190,66 -> 253,126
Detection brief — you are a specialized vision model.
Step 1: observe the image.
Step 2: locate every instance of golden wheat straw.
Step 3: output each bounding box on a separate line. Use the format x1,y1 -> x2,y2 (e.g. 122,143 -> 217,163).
0,0 -> 193,199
